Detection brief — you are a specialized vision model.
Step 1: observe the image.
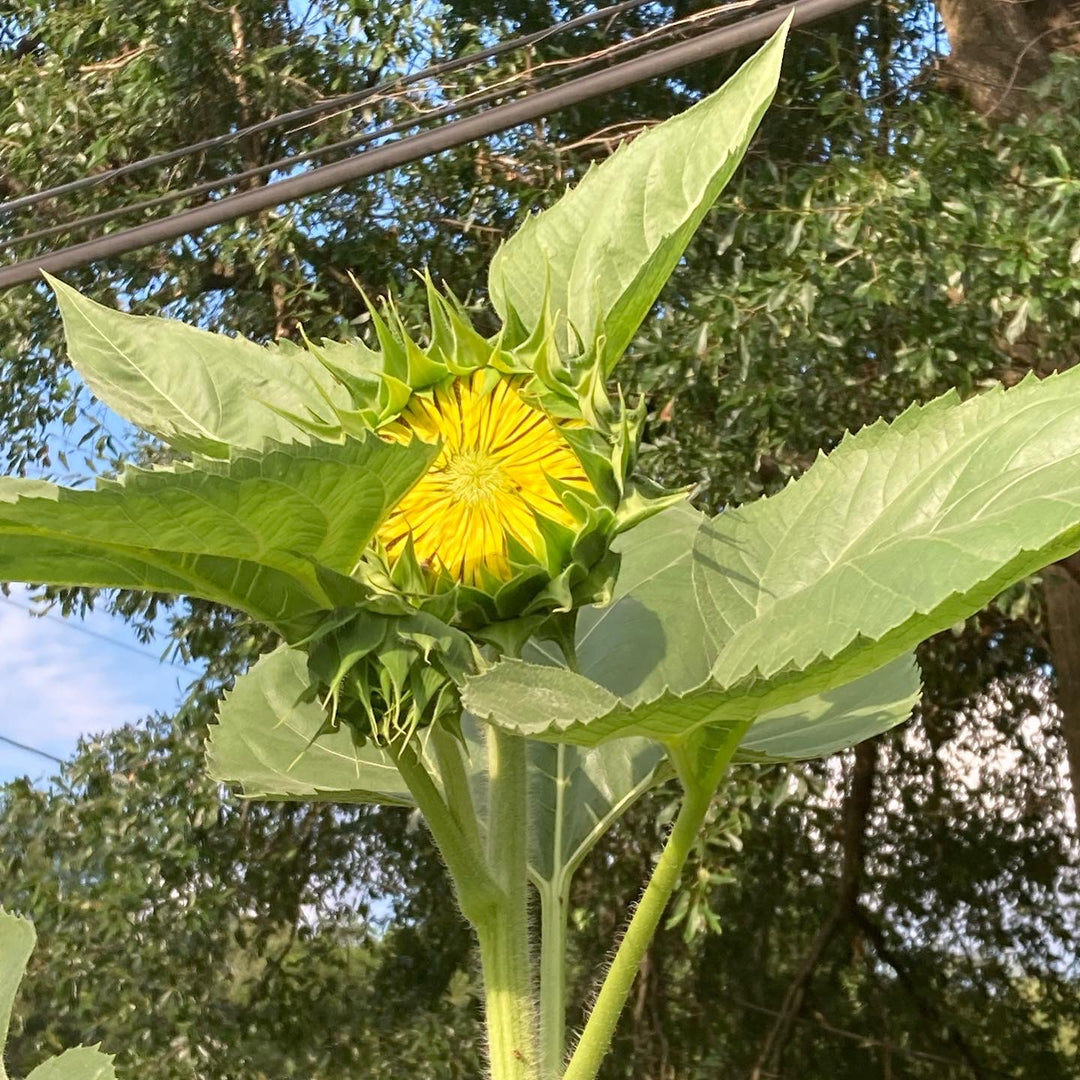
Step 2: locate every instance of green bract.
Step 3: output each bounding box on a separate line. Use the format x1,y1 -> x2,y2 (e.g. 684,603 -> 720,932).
296,278 -> 683,644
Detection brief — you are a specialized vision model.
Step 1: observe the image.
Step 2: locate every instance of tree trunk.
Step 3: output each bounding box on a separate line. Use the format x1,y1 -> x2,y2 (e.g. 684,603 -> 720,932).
936,0 -> 1080,822
1040,559 -> 1080,822
936,0 -> 1080,116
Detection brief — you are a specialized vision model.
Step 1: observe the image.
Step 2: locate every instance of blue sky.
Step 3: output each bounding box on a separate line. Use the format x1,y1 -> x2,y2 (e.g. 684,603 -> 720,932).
0,380 -> 208,786
0,585 -> 201,785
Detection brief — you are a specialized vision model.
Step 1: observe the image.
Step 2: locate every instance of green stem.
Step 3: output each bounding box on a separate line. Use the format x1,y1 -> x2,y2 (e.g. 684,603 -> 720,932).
562,728 -> 746,1080
478,727 -> 537,1080
389,738 -> 498,926
537,879 -> 570,1080
431,720 -> 482,849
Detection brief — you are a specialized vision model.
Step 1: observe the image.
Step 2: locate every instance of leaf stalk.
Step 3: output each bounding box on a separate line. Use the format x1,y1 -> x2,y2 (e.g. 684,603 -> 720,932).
561,725 -> 748,1080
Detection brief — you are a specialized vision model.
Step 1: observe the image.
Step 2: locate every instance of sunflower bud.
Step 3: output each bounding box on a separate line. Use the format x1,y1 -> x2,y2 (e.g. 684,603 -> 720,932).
278,273 -> 682,647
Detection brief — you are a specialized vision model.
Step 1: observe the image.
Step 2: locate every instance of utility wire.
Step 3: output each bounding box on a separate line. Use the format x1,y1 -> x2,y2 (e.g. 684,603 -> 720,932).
1,1 -> 761,251
1,43 -> 590,250
0,0 -> 657,217
0,733 -> 65,766
0,0 -> 864,292
0,595 -> 201,676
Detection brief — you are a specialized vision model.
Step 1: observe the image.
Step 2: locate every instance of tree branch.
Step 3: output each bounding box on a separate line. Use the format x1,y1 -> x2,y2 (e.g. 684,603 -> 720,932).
852,906 -> 990,1080
748,738 -> 878,1080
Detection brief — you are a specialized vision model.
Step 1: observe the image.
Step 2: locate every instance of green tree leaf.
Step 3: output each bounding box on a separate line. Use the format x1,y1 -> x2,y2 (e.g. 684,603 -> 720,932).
206,646 -> 415,805
1,911 -> 116,1080
465,368 -> 1080,746
487,21 -> 788,372
47,275 -> 347,458
0,435 -> 435,635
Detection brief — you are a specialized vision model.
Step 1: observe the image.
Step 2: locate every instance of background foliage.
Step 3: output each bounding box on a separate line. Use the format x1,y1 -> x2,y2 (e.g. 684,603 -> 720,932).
1,1 -> 1078,1077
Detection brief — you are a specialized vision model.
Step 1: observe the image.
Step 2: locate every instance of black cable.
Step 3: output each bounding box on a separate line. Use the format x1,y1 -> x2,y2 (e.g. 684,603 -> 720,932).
0,733 -> 65,766
1,42 -> 585,250
0,0 -> 657,217
0,0 -> 867,291
2,1 -> 758,251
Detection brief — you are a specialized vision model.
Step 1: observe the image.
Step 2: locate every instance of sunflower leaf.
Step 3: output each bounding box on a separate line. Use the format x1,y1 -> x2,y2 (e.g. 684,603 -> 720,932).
206,646 -> 416,804
47,275 -> 345,457
466,367 -> 1080,746
0,435 -> 436,637
487,20 -> 788,372
526,737 -> 669,889
490,510 -> 917,893
0,909 -> 34,1062
26,1047 -> 119,1080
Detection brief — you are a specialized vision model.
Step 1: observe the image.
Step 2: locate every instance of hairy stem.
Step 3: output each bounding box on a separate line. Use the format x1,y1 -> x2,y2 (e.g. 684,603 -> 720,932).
431,720 -> 482,849
562,728 -> 746,1080
478,727 -> 537,1080
537,879 -> 571,1079
389,737 -> 497,927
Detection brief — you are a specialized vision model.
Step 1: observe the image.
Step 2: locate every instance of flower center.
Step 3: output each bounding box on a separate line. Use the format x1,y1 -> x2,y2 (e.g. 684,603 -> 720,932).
377,371 -> 593,586
444,448 -> 506,505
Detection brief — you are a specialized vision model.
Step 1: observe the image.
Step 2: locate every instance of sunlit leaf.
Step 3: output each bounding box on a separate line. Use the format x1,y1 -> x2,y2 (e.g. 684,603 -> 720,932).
467,368 -> 1080,746
488,21 -> 788,372
26,1047 -> 118,1080
47,275 -> 345,458
1,910 -> 117,1080
206,646 -> 414,805
0,908 -> 34,1059
0,435 -> 435,636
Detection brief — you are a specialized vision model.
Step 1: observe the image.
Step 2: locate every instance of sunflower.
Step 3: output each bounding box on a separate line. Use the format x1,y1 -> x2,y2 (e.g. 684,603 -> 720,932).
378,371 -> 593,586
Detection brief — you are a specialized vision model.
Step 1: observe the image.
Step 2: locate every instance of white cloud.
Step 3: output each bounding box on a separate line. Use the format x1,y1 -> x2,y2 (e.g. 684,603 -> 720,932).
0,588 -> 189,762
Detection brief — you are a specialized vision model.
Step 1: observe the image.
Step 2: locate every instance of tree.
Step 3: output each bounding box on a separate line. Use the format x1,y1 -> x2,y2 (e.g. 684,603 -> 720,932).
1,713 -> 485,1079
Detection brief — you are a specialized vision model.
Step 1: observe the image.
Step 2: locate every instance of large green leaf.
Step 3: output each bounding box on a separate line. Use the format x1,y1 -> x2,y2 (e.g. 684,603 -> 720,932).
520,509 -> 697,886
0,435 -> 435,636
206,647 -> 415,805
487,21 -> 788,372
47,275 -> 346,458
205,640 -> 665,881
524,719 -> 668,890
0,910 -> 117,1080
26,1048 -> 118,1080
730,654 -> 920,762
521,506 -> 916,886
0,909 -> 34,1069
465,368 -> 1080,746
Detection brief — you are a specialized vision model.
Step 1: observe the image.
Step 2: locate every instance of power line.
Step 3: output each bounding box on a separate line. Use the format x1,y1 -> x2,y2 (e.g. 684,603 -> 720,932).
0,49 -> 585,251
1,1 -> 759,251
0,595 -> 201,676
0,733 -> 66,766
0,0 -> 657,218
0,0 -> 863,292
